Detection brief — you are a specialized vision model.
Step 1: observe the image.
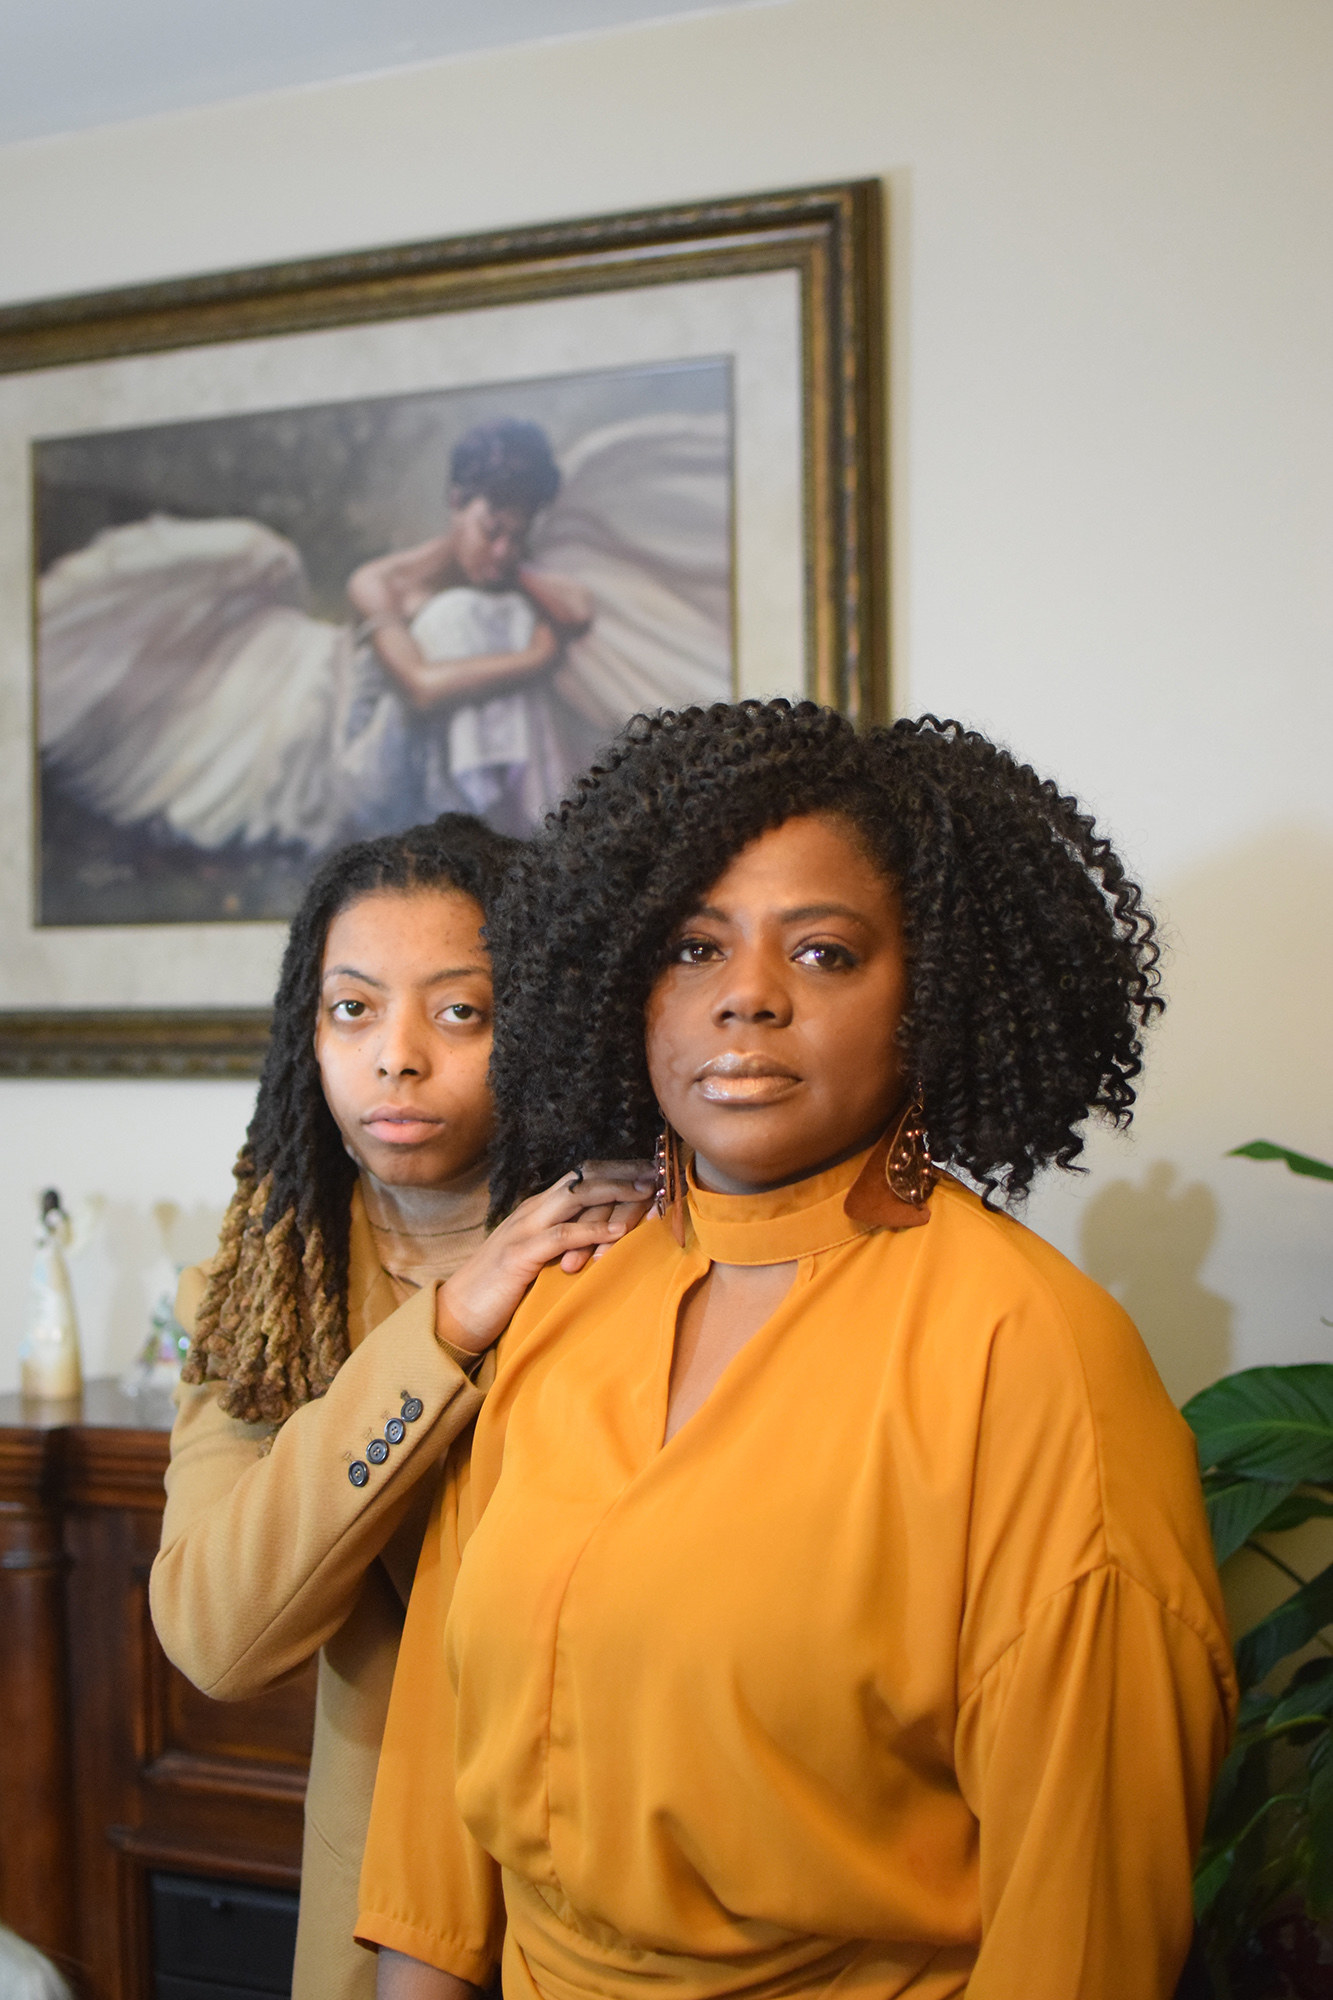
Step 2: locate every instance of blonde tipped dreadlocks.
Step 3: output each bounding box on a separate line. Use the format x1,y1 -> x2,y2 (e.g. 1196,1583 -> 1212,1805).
181,814 -> 521,1427
182,1160 -> 348,1423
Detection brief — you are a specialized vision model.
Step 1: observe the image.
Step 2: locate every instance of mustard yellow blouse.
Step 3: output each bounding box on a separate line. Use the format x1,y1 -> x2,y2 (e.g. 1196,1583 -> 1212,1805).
358,1154 -> 1236,2000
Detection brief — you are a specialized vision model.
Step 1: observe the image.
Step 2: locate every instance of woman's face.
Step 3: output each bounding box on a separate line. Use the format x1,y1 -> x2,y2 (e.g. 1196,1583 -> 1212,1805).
314,886 -> 495,1188
449,492 -> 533,590
645,815 -> 909,1195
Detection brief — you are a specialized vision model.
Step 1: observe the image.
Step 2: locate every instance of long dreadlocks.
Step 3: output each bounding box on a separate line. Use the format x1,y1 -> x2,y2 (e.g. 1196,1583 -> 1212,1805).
183,814 -> 521,1426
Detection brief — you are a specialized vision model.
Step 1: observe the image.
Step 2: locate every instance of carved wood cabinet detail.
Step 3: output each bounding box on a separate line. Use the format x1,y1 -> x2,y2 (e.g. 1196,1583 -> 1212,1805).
0,1382 -> 316,1999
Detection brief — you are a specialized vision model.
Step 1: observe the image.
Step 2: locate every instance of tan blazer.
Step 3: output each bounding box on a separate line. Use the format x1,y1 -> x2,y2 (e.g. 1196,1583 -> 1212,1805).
151,1190 -> 492,2000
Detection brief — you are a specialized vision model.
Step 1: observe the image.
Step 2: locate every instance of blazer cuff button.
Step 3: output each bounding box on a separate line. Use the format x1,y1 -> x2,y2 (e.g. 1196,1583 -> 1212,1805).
348,1461 -> 369,1488
366,1438 -> 390,1465
385,1417 -> 406,1446
401,1396 -> 424,1422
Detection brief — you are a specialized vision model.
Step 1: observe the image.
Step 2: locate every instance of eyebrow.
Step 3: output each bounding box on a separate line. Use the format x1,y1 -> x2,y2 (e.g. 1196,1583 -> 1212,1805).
689,902 -> 870,926
321,963 -> 489,987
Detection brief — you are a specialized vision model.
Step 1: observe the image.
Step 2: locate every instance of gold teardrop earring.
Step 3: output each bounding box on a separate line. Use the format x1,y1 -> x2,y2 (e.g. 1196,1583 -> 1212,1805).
884,1091 -> 937,1207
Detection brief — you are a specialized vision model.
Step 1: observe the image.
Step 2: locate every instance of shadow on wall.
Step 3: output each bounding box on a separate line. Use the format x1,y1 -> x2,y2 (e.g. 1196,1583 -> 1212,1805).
1032,819 -> 1333,1403
1079,1163 -> 1234,1400
1150,822 -> 1333,1150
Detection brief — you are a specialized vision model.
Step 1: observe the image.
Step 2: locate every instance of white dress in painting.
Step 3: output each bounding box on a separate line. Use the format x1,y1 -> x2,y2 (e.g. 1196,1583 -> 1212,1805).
37,412 -> 731,851
400,586 -> 592,835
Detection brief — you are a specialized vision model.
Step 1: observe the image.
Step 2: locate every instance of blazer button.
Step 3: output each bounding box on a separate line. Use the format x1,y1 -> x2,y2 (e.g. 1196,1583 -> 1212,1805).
348,1461 -> 369,1488
401,1396 -> 424,1422
385,1416 -> 406,1446
366,1438 -> 390,1465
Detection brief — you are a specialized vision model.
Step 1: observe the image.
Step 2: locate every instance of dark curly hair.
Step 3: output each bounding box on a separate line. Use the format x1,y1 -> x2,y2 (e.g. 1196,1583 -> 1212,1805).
486,701 -> 1162,1219
183,813 -> 521,1424
449,418 -> 560,516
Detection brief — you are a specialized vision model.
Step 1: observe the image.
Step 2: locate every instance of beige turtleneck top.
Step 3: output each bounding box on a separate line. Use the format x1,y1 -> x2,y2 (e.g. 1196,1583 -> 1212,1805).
361,1157 -> 491,1303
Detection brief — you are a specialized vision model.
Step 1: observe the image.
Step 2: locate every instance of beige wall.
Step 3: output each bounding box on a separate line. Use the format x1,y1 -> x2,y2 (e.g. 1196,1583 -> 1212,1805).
1,0 -> 1330,1398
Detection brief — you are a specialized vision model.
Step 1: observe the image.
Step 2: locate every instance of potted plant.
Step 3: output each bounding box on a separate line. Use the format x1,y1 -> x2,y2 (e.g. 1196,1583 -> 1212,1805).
1182,1142 -> 1333,1999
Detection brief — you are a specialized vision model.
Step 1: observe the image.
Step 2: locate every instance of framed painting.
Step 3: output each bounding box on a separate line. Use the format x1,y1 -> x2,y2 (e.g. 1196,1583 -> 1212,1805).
0,181 -> 885,1076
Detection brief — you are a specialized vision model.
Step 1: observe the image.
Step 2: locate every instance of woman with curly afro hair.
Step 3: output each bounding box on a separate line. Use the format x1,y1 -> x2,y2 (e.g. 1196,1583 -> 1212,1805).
360,704 -> 1236,2000
150,812 -> 651,2000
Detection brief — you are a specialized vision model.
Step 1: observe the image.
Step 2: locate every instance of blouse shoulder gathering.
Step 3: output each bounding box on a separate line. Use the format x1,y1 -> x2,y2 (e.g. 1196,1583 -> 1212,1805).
922,1180 -> 1233,1695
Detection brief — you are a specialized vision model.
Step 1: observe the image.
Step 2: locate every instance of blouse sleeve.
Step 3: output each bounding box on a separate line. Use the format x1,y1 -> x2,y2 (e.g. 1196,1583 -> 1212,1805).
150,1270 -> 487,1701
356,1444 -> 505,1984
940,1217 -> 1238,1999
954,1560 -> 1232,1999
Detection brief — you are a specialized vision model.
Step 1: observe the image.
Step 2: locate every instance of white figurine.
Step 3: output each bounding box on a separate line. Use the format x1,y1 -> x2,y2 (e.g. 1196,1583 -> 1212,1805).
0,1924 -> 73,2000
19,1189 -> 82,1401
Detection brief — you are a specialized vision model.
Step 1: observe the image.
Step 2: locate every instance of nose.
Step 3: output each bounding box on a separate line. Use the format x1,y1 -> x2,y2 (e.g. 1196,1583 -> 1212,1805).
374,1005 -> 431,1079
711,944 -> 793,1027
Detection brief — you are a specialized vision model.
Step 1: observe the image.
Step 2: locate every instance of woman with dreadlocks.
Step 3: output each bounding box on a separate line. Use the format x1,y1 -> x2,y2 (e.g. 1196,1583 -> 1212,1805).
150,813 -> 651,2000
358,704 -> 1235,2000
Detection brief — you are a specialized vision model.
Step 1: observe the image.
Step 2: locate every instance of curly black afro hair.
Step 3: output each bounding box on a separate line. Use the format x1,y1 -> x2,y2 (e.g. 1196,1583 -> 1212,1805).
485,701 -> 1162,1216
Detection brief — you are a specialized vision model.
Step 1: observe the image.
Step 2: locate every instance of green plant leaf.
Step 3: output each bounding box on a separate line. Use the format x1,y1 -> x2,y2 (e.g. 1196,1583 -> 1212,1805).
1204,1736 -> 1271,1841
1306,1737 -> 1333,1916
1256,1488 -> 1333,1536
1193,1843 -> 1235,1918
1229,1140 -> 1333,1181
1237,1687 -> 1277,1731
1275,1654 -> 1333,1703
1267,1663 -> 1333,1731
1193,1790 -> 1303,1919
1206,1477 -> 1299,1563
1183,1366 -> 1333,1481
1235,1559 -> 1333,1691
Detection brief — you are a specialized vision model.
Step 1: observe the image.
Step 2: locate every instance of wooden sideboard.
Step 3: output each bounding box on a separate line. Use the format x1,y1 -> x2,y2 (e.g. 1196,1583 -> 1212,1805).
0,1380 -> 316,1999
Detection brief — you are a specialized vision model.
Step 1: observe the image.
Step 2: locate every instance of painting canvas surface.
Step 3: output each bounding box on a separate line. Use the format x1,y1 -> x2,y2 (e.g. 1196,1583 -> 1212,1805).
35,357 -> 734,925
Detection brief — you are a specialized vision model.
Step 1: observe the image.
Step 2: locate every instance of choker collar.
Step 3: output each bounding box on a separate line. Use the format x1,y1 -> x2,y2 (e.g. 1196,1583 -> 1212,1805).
686,1137 -> 931,1266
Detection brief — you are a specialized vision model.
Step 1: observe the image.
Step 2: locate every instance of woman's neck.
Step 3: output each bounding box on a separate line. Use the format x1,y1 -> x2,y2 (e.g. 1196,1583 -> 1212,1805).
691,1120 -> 896,1197
359,1154 -> 489,1238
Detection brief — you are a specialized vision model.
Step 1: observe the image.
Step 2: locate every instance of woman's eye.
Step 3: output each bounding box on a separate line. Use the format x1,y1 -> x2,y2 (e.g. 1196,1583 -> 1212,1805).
441,1003 -> 479,1023
673,935 -> 722,965
795,942 -> 857,971
330,998 -> 367,1021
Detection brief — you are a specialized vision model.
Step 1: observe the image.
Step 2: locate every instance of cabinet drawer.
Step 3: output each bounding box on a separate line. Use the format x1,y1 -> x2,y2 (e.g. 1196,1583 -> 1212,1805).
150,1873 -> 299,1996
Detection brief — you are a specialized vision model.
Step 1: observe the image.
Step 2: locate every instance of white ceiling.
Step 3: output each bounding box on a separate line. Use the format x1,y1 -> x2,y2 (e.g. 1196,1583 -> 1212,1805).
0,0 -> 781,146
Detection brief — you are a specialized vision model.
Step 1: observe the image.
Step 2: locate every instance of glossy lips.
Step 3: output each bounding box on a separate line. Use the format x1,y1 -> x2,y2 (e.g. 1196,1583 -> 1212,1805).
694,1052 -> 801,1106
361,1104 -> 445,1145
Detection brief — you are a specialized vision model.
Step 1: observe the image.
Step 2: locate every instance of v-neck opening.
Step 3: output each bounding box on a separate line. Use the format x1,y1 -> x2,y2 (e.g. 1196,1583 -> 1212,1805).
646,1146 -> 881,1456
654,1254 -> 809,1454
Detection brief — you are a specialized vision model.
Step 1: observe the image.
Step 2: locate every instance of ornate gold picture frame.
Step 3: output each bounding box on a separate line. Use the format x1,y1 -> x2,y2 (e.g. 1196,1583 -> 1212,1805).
0,180 -> 885,1076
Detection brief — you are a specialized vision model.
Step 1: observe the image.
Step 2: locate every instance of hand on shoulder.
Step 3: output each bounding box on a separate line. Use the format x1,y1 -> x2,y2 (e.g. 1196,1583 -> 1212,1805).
438,1161 -> 654,1354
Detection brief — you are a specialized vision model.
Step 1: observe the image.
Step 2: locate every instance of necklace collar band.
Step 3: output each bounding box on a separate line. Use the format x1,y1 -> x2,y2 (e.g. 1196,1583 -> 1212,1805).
685,1138 -> 930,1265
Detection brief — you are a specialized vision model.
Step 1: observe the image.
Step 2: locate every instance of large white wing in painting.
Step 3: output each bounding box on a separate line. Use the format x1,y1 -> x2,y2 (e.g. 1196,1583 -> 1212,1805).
534,409 -> 733,732
37,514 -> 372,853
